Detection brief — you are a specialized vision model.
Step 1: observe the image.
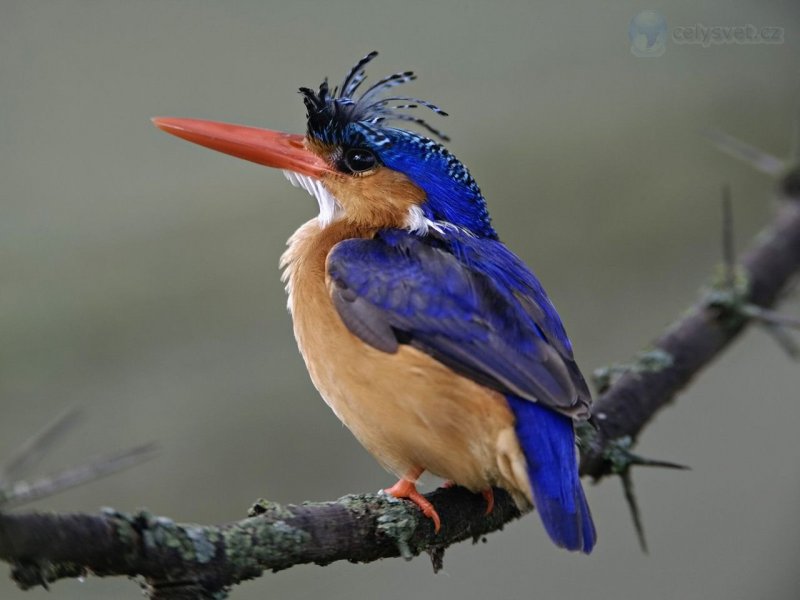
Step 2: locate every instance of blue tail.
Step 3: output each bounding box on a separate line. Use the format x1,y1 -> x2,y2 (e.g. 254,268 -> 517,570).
506,395 -> 596,553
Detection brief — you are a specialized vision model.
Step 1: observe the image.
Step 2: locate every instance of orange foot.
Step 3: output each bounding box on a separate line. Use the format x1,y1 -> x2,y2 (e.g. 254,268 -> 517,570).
385,468 -> 442,533
441,481 -> 494,516
481,488 -> 495,515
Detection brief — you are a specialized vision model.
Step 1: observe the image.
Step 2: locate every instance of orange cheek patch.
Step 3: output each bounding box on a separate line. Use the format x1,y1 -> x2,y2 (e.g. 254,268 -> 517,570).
323,167 -> 427,229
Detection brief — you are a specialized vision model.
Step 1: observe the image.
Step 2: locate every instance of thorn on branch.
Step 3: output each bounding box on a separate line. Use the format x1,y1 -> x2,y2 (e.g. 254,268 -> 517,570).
0,443 -> 158,509
702,120 -> 800,199
0,407 -> 83,487
700,128 -> 786,176
760,321 -> 800,359
722,183 -> 736,288
602,436 -> 688,552
619,469 -> 648,554
740,304 -> 800,329
0,410 -> 158,510
707,186 -> 750,324
706,187 -> 800,356
603,437 -> 689,476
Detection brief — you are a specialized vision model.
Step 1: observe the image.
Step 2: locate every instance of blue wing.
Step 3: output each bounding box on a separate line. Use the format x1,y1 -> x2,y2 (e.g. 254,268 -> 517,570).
327,228 -> 591,416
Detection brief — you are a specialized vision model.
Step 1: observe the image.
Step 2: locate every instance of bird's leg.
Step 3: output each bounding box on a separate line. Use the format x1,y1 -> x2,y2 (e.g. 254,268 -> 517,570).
441,481 -> 494,515
385,467 -> 441,533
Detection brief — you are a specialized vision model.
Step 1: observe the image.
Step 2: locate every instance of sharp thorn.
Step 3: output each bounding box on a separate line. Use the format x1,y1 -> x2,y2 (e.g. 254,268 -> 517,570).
760,321 -> 800,359
628,454 -> 690,470
0,442 -> 159,509
741,304 -> 800,329
721,184 -> 736,289
0,407 -> 84,487
700,128 -> 786,175
604,437 -> 688,473
790,92 -> 800,162
620,469 -> 648,554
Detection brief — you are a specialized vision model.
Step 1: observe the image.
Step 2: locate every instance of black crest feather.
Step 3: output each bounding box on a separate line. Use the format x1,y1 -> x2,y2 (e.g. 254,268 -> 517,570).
299,51 -> 449,145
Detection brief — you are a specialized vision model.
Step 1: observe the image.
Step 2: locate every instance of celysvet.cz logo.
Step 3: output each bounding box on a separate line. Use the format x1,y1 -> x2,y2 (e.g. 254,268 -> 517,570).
629,11 -> 784,57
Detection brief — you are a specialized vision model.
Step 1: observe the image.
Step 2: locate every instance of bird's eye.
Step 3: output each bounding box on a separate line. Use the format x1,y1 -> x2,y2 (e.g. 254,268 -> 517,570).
342,148 -> 377,174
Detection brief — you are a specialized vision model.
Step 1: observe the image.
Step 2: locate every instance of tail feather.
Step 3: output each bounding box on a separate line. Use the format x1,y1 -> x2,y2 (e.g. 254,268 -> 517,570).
506,395 -> 596,553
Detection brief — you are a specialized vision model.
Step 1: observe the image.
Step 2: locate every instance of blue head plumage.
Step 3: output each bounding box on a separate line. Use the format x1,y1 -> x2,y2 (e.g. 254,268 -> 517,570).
299,51 -> 497,239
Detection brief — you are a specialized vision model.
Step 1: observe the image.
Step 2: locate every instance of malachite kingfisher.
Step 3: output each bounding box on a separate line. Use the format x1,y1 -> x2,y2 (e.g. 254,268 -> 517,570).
153,51 -> 596,553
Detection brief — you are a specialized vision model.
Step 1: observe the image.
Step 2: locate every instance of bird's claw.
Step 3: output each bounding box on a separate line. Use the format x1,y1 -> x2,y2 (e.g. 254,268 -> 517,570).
385,478 -> 442,533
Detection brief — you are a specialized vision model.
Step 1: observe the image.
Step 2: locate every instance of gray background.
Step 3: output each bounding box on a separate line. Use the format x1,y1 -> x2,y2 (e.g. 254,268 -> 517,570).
2,1 -> 799,598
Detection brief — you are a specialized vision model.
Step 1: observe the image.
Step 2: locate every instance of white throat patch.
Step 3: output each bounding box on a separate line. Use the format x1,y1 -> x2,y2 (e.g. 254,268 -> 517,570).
405,205 -> 444,235
404,205 -> 468,237
282,170 -> 342,226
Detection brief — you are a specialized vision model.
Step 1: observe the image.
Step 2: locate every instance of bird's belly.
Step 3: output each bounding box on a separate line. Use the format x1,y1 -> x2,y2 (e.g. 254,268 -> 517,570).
300,324 -> 516,490
281,221 -> 528,495
305,334 -> 511,489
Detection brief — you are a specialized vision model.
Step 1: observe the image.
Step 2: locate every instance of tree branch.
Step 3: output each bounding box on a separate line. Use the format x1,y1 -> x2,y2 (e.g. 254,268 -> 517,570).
2,181 -> 799,598
0,488 -> 523,598
580,193 -> 800,477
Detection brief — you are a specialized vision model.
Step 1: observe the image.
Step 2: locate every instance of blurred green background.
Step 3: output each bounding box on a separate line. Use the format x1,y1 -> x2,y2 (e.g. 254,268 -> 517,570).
2,1 -> 799,598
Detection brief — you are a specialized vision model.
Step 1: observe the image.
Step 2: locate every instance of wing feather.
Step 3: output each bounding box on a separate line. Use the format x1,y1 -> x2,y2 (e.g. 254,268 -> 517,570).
327,229 -> 591,417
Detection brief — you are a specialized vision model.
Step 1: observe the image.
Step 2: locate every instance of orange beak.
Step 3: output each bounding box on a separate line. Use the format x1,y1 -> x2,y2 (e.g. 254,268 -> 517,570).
151,117 -> 331,179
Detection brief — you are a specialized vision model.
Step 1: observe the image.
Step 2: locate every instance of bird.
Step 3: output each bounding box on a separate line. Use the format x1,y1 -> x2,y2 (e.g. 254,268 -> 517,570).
152,51 -> 596,553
